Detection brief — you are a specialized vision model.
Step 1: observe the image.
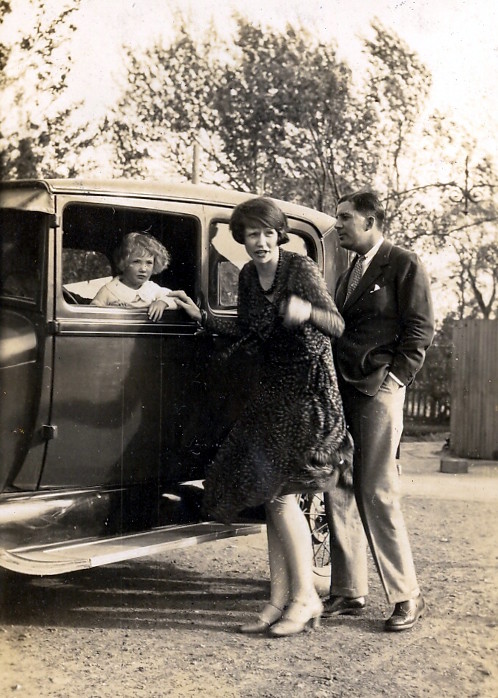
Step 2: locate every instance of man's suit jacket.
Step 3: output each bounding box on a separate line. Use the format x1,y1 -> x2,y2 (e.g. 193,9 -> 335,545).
334,240 -> 434,396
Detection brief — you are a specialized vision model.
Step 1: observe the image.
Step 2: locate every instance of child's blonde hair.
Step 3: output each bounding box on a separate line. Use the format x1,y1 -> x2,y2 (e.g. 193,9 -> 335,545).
115,232 -> 170,275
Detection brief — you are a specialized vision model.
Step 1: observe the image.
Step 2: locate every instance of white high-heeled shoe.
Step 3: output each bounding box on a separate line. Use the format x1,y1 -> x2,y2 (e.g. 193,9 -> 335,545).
268,597 -> 323,637
238,603 -> 285,634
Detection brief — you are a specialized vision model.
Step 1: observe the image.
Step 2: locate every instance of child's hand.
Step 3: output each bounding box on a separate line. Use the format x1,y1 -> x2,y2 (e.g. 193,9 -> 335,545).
281,294 -> 312,327
148,299 -> 168,322
108,300 -> 131,307
167,290 -> 202,322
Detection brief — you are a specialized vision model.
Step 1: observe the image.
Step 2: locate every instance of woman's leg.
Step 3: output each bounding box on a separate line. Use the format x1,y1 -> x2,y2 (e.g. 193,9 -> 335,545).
238,503 -> 290,633
266,495 -> 318,603
265,504 -> 291,609
266,495 -> 323,636
240,496 -> 322,636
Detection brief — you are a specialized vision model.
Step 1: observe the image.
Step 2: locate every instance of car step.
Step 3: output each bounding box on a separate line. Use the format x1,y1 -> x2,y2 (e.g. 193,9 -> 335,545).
0,521 -> 262,576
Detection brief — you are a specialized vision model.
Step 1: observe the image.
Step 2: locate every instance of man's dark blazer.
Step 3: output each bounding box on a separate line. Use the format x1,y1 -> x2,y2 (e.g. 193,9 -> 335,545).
334,240 -> 434,396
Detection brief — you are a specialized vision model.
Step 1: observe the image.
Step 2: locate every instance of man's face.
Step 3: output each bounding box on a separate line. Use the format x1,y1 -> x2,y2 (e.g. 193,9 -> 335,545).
335,201 -> 372,254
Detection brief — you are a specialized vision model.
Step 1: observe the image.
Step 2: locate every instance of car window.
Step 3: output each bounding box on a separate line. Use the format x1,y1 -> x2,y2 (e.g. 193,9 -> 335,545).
63,250 -> 113,302
208,221 -> 314,310
61,203 -> 198,311
0,209 -> 44,304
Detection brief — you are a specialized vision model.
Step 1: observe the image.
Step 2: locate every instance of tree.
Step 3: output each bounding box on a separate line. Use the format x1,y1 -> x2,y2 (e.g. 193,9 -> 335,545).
209,20 -> 361,210
0,0 -> 94,178
0,0 -> 12,176
357,20 -> 433,230
352,39 -> 498,322
106,20 -> 362,207
433,209 -> 497,320
108,24 -> 223,181
109,18 -> 437,219
403,114 -> 498,319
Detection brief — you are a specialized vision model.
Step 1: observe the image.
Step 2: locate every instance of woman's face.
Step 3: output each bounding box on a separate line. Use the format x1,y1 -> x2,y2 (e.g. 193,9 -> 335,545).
243,226 -> 279,266
121,252 -> 155,289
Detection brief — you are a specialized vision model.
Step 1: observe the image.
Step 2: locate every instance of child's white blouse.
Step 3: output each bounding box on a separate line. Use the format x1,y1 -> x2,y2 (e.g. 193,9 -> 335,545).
91,277 -> 176,308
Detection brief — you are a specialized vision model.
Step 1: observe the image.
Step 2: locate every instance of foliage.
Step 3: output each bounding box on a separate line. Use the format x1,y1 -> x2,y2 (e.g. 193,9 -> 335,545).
362,21 -> 431,199
1,7 -> 497,322
434,212 -> 497,319
108,18 -> 435,218
207,21 -> 360,210
0,0 -> 96,178
0,0 -> 12,176
404,115 -> 497,319
108,26 -> 220,180
415,314 -> 455,401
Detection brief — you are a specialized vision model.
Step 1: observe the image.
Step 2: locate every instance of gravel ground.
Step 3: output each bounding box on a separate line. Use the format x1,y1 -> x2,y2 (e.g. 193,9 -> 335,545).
1,442 -> 497,698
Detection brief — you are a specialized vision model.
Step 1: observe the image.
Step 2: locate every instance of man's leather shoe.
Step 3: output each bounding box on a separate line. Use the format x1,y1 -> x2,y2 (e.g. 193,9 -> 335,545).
385,594 -> 426,631
322,595 -> 366,617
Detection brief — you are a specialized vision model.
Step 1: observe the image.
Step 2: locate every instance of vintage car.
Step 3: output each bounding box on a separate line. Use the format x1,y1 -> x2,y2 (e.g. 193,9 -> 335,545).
0,179 -> 346,579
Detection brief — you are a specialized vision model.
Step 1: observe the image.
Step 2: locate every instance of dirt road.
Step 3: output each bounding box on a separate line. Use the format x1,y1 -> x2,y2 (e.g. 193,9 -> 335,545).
1,442 -> 497,697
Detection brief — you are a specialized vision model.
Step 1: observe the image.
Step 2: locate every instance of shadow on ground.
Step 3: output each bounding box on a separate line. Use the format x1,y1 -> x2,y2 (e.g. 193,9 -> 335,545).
0,560 -> 268,632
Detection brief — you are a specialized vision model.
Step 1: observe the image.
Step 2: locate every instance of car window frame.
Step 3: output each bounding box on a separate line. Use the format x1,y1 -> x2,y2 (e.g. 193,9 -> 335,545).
54,195 -> 203,333
0,208 -> 49,311
206,215 -> 322,315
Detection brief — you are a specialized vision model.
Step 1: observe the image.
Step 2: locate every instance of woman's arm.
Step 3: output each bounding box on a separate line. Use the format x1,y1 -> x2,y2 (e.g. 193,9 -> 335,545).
167,272 -> 248,338
166,290 -> 202,321
284,256 -> 344,338
309,304 -> 344,337
283,295 -> 344,337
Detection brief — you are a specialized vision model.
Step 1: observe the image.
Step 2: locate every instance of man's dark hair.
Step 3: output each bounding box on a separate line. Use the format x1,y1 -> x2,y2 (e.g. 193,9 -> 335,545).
338,191 -> 385,228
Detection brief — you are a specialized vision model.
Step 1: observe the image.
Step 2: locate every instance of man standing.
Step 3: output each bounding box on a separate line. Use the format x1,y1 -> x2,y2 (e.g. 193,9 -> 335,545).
324,190 -> 434,631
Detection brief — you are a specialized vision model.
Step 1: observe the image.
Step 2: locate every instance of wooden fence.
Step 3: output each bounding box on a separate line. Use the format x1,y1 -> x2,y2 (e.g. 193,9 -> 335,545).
403,341 -> 452,424
449,319 -> 498,460
404,387 -> 450,423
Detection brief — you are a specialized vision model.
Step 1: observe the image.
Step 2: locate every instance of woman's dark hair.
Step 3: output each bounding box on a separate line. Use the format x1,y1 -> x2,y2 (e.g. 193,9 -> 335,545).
229,197 -> 290,245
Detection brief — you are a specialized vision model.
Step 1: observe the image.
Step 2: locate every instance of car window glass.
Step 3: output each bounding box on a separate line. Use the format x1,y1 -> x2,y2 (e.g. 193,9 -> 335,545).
0,209 -> 43,303
208,221 -> 313,310
61,203 -> 198,311
63,250 -> 113,302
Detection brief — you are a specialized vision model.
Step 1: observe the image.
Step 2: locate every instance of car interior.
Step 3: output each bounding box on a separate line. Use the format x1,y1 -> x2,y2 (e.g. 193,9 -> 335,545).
61,203 -> 199,306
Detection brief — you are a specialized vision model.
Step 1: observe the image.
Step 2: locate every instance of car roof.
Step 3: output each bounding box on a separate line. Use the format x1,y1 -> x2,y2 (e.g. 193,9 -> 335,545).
0,179 -> 335,234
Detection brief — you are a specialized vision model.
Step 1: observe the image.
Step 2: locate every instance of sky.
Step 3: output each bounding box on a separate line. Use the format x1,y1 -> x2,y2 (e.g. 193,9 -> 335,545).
1,0 -> 497,152
62,0 -> 498,151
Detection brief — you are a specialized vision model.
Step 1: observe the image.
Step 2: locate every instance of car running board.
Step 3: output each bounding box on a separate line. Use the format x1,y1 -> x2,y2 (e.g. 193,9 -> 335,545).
0,521 -> 263,576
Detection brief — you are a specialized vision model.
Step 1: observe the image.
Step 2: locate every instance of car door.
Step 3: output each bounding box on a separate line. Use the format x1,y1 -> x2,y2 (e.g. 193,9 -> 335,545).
37,194 -> 207,491
0,206 -> 50,491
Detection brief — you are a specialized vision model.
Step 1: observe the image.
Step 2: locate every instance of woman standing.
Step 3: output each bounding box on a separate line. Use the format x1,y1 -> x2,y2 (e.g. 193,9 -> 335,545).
171,197 -> 350,637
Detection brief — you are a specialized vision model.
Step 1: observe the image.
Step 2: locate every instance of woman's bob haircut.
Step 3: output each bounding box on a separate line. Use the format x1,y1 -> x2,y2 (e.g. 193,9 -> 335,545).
229,197 -> 290,246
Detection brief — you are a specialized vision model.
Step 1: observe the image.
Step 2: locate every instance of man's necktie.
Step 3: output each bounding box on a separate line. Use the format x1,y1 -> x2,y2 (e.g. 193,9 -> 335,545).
345,255 -> 365,301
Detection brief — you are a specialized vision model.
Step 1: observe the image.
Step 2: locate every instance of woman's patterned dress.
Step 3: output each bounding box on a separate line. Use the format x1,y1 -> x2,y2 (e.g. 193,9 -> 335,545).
202,249 -> 350,523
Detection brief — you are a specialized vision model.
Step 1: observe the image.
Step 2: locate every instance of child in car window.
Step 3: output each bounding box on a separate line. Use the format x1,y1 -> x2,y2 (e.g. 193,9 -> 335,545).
91,232 -> 177,321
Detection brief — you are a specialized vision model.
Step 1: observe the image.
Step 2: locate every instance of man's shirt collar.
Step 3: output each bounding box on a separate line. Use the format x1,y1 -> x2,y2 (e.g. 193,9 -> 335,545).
361,237 -> 384,265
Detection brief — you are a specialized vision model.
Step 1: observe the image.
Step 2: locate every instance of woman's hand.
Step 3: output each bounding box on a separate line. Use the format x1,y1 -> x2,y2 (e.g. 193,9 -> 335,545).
167,290 -> 202,322
282,294 -> 312,328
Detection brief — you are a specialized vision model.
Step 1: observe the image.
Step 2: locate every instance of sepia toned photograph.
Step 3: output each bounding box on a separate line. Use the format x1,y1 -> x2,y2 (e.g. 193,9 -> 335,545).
0,1 -> 497,696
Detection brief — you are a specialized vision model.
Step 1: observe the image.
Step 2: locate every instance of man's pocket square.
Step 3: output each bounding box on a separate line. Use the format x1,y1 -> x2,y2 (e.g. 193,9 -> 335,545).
370,284 -> 381,293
